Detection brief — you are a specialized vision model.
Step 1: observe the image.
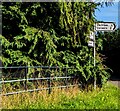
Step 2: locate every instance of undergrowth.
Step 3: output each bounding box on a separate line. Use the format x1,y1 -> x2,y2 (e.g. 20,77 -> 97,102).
1,82 -> 120,110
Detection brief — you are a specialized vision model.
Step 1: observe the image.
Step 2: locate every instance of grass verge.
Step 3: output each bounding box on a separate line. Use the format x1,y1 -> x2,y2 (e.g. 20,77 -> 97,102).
1,82 -> 120,109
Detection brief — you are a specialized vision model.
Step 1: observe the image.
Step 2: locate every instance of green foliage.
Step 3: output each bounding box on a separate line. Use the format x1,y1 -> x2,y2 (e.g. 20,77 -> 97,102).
97,29 -> 120,78
101,29 -> 120,51
2,83 -> 120,109
1,2 -> 110,85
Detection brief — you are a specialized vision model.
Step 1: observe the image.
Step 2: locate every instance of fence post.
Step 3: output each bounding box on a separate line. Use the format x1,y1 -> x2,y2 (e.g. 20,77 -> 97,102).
65,68 -> 68,88
48,68 -> 51,94
24,66 -> 27,90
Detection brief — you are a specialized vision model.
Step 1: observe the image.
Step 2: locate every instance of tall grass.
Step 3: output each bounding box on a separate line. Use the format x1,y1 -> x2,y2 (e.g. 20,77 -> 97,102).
1,82 -> 120,109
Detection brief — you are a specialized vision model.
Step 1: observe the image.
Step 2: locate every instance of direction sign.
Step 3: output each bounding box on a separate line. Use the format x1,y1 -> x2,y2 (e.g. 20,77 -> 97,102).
88,41 -> 94,47
89,31 -> 94,40
95,22 -> 116,31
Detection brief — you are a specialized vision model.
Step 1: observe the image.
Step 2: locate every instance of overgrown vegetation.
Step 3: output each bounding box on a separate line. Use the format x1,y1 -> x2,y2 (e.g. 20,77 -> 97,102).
0,1 -> 119,110
97,29 -> 120,79
2,82 -> 120,109
0,2 -> 112,87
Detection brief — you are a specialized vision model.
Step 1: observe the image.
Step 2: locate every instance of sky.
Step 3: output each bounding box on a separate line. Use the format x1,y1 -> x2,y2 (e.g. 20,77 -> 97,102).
95,2 -> 118,29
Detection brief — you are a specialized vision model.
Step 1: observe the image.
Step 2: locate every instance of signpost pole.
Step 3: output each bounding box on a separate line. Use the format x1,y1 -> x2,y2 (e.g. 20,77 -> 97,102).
93,30 -> 96,90
88,22 -> 116,90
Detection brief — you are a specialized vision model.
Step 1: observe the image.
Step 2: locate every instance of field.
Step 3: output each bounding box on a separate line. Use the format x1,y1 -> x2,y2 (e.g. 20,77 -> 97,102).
1,82 -> 120,110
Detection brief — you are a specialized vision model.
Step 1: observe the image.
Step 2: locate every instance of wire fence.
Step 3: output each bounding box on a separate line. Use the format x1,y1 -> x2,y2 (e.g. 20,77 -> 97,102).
0,66 -> 80,96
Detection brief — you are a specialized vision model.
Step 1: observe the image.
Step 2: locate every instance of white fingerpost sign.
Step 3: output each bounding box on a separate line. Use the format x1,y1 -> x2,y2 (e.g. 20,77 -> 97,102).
88,40 -> 94,47
88,31 -> 95,47
89,31 -> 94,40
91,22 -> 116,90
95,22 -> 116,31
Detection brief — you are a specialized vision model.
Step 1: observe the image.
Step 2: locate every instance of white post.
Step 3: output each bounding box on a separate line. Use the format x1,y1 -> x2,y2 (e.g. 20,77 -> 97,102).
93,30 -> 96,90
